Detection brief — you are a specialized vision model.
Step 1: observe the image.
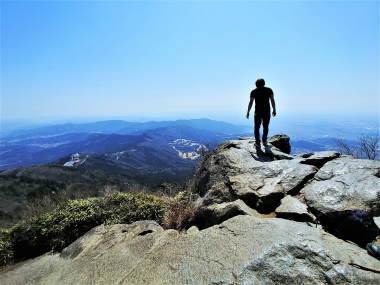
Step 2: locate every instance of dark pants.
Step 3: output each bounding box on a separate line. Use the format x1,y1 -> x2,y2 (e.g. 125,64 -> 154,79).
254,112 -> 270,143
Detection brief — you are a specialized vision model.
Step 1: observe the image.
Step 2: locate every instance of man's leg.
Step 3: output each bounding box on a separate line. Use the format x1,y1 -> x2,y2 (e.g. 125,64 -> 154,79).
262,112 -> 271,143
254,114 -> 262,143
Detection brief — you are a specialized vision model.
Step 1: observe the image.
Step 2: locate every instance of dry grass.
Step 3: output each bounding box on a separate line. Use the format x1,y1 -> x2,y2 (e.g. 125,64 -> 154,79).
260,212 -> 276,218
162,192 -> 196,230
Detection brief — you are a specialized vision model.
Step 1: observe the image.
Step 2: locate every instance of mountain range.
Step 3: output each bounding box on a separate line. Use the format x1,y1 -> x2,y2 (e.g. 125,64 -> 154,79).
1,119 -> 248,170
3,118 -> 369,171
0,118 -> 377,228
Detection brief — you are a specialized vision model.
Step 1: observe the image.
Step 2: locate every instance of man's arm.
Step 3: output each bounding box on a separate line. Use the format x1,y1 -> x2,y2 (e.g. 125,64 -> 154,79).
270,91 -> 276,117
246,92 -> 254,119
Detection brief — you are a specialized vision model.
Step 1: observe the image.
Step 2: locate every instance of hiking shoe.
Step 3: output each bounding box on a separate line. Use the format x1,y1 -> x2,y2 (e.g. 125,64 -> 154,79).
262,141 -> 268,146
254,142 -> 261,148
366,242 -> 380,260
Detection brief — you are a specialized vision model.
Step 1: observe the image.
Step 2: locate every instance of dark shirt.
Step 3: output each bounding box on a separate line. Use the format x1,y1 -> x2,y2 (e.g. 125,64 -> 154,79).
250,87 -> 273,115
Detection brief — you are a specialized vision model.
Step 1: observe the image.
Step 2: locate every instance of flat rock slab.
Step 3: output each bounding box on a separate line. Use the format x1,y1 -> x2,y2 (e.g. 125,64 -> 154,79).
2,216 -> 379,285
299,151 -> 340,168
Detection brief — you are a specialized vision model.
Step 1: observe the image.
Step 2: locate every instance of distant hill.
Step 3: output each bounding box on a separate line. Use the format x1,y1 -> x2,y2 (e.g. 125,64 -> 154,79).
4,118 -> 248,139
291,140 -> 326,153
1,119 -> 248,170
0,164 -> 140,228
0,120 -> 245,227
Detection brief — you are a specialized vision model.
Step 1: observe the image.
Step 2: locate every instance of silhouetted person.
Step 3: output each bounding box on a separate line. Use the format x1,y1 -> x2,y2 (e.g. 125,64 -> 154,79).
246,79 -> 276,146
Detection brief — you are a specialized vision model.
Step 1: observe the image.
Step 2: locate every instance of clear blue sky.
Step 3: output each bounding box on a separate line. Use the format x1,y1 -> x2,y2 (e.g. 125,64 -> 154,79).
1,1 -> 379,123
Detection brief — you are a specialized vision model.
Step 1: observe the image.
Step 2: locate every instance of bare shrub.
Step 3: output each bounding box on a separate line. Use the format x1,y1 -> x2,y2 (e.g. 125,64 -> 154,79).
336,139 -> 356,156
336,134 -> 379,160
24,187 -> 94,219
119,183 -> 151,195
162,191 -> 196,230
358,134 -> 379,160
101,185 -> 119,196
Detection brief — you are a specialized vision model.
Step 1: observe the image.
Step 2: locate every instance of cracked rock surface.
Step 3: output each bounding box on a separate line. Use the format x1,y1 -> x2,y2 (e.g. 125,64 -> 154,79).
302,157 -> 380,215
1,216 -> 379,285
300,157 -> 380,245
192,136 -> 317,216
192,136 -> 380,247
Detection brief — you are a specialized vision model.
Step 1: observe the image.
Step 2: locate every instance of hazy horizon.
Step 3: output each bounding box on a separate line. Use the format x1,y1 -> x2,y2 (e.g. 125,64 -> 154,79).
2,113 -> 379,137
2,1 -> 379,122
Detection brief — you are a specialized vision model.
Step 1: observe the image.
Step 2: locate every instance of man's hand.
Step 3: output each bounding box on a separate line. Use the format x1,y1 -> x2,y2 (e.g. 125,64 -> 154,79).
272,110 -> 276,117
247,96 -> 253,119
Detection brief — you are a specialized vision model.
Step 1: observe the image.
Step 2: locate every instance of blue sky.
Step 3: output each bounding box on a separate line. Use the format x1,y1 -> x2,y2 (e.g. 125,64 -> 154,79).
1,1 -> 379,124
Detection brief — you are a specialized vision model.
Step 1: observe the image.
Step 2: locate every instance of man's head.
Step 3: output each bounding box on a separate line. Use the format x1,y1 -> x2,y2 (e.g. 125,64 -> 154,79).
256,78 -> 265,88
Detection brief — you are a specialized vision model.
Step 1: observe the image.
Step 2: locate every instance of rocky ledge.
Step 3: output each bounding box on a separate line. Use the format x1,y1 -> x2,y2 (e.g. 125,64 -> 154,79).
192,135 -> 380,247
1,134 -> 379,285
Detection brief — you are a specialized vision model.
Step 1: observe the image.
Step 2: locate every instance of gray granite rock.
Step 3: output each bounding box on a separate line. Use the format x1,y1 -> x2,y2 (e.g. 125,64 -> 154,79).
194,199 -> 261,228
2,216 -> 379,285
302,157 -> 380,215
268,133 -> 291,154
193,137 -> 317,213
374,217 -> 380,229
275,195 -> 315,222
186,226 -> 199,235
302,157 -> 380,246
299,151 -> 340,168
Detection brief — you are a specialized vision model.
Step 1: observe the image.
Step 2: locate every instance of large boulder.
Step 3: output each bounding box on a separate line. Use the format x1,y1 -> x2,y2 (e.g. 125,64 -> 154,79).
1,216 -> 379,285
302,157 -> 380,245
228,159 -> 317,211
302,157 -> 380,215
268,134 -> 291,154
193,137 -> 317,215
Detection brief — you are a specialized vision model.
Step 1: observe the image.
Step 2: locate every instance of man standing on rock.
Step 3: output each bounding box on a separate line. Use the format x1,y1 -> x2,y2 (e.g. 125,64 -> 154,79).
246,78 -> 276,147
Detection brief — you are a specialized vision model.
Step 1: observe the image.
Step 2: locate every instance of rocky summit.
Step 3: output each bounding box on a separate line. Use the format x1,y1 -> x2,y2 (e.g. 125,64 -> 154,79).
1,134 -> 380,285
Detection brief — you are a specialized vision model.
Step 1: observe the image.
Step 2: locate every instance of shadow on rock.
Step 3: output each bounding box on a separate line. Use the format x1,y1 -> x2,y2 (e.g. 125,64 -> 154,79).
317,210 -> 380,247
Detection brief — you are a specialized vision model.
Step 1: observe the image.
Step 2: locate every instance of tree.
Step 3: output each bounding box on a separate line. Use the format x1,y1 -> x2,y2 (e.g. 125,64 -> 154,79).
336,134 -> 379,160
358,134 -> 379,160
336,139 -> 356,156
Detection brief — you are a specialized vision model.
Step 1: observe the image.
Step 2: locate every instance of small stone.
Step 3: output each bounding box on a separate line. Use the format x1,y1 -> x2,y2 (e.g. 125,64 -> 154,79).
268,134 -> 291,154
186,226 -> 199,235
275,195 -> 315,222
